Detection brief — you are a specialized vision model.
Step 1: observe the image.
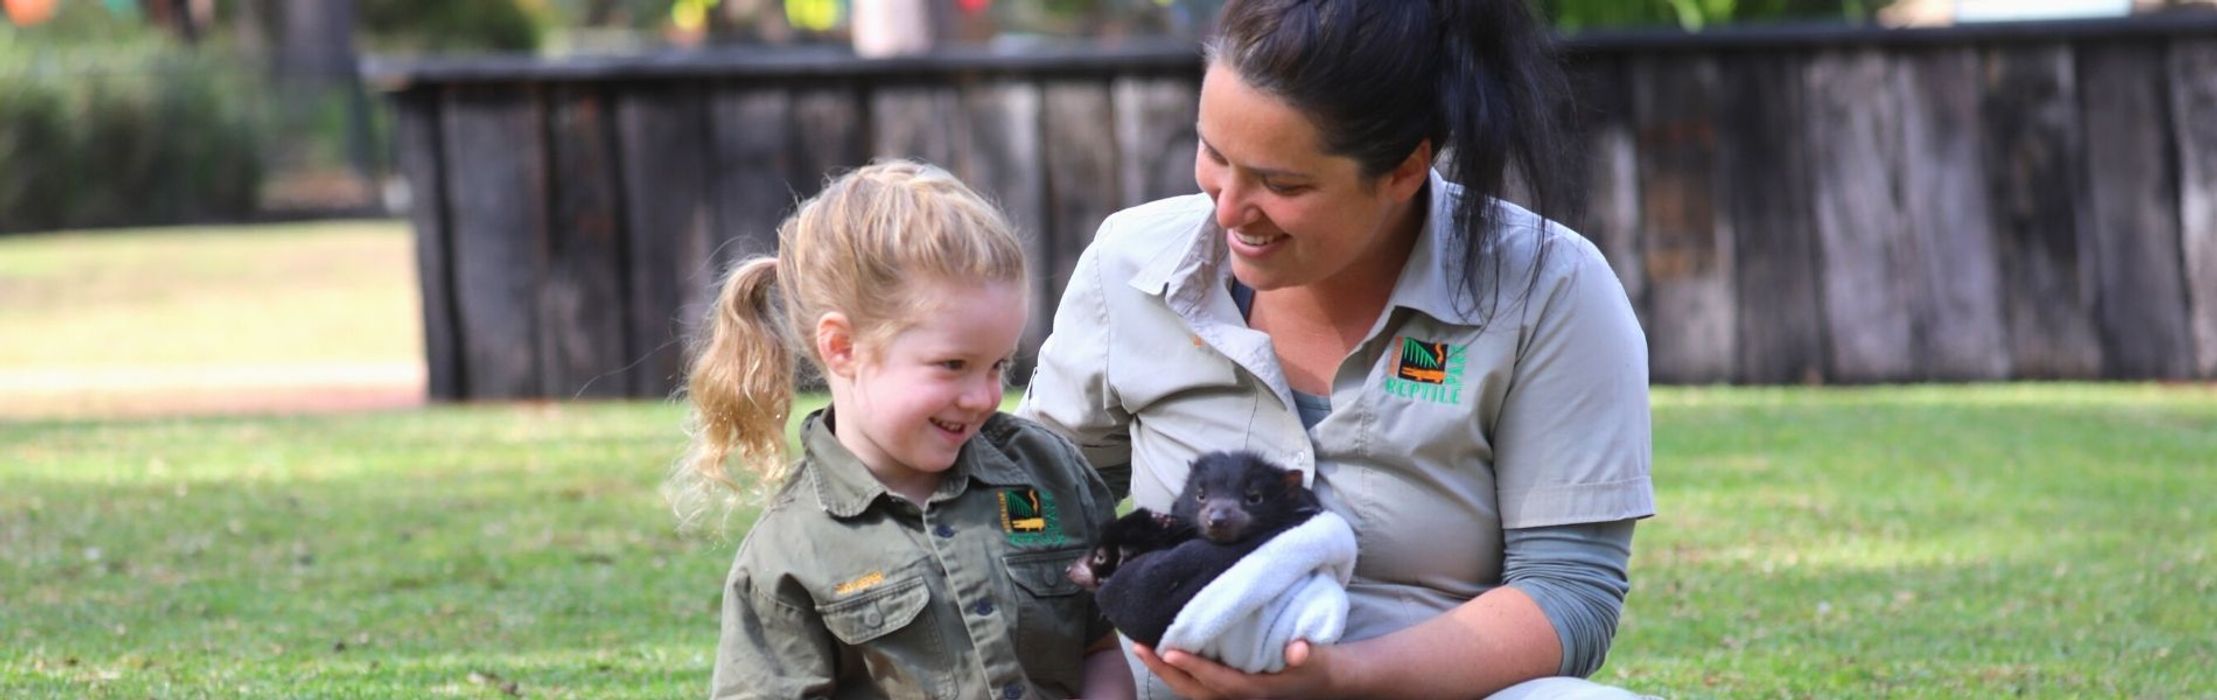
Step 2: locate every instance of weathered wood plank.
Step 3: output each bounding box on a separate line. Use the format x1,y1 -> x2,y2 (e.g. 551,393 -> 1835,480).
1565,55 -> 1647,330
1630,53 -> 1735,384
790,84 -> 867,191
1980,44 -> 2103,379
1113,75 -> 1200,207
1806,49 -> 1915,383
392,89 -> 461,400
440,84 -> 547,398
957,80 -> 1049,378
1718,52 -> 1825,385
708,85 -> 795,271
2079,42 -> 2194,379
1900,48 -> 2009,381
617,84 -> 716,397
1041,81 -> 1122,306
544,84 -> 632,398
870,84 -> 963,169
2171,39 -> 2217,379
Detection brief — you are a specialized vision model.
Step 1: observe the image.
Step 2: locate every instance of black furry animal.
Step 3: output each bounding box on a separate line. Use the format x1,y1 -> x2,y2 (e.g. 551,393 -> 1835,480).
1092,451 -> 1324,647
1065,508 -> 1195,590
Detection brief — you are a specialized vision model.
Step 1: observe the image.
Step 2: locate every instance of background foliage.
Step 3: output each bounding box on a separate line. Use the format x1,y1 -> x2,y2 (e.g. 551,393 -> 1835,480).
0,3 -> 264,232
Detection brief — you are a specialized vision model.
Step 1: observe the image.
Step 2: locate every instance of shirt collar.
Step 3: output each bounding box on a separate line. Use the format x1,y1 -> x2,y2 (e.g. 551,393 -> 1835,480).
1127,169 -> 1484,326
801,409 -> 1036,518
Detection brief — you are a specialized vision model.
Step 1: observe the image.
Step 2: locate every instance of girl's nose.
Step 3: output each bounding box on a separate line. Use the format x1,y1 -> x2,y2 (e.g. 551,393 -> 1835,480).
958,376 -> 1002,410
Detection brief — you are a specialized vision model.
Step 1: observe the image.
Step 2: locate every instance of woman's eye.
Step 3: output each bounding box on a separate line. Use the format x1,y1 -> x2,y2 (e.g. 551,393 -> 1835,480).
1263,180 -> 1305,195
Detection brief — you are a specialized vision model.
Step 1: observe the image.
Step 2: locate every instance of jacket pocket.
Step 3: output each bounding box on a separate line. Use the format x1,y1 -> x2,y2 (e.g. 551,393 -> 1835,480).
1003,546 -> 1092,693
815,575 -> 946,698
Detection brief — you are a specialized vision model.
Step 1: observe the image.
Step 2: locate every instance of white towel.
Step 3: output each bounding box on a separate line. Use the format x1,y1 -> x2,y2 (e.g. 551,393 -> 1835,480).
1154,510 -> 1358,673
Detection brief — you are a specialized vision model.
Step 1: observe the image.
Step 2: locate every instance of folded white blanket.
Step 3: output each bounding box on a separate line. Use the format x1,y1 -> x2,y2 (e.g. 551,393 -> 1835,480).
1155,510 -> 1358,673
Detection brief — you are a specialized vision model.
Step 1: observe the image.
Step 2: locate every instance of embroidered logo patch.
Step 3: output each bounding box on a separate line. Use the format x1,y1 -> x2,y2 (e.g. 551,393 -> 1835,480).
1385,336 -> 1467,405
999,488 -> 1067,546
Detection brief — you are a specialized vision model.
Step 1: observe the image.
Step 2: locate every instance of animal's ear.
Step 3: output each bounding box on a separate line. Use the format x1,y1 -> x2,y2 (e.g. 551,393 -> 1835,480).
1281,467 -> 1302,489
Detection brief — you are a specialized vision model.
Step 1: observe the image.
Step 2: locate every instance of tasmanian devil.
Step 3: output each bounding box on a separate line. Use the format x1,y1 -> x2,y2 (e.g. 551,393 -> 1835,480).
1064,508 -> 1195,590
1089,450 -> 1324,647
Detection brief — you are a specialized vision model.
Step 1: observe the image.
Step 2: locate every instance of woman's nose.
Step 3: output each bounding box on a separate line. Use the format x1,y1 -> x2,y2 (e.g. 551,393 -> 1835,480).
1213,180 -> 1254,231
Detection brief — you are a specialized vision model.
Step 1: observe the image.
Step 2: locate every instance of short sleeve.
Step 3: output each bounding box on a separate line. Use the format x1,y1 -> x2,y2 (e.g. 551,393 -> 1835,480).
711,555 -> 837,699
1492,235 -> 1655,529
1018,239 -> 1136,499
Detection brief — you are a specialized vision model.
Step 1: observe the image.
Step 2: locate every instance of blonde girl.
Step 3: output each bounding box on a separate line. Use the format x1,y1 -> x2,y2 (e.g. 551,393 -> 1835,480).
670,160 -> 1132,700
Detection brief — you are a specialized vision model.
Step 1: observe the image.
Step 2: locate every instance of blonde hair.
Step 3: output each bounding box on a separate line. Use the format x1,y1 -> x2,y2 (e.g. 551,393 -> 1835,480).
667,159 -> 1028,531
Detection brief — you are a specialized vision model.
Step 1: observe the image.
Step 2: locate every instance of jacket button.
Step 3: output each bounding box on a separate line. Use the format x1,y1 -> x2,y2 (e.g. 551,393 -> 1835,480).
1003,682 -> 1024,699
863,608 -> 882,627
973,599 -> 995,616
933,524 -> 954,538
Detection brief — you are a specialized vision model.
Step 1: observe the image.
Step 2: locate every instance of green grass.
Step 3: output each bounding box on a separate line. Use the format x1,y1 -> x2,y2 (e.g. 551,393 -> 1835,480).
0,220 -> 422,418
4,385 -> 2211,697
4,222 -> 2212,696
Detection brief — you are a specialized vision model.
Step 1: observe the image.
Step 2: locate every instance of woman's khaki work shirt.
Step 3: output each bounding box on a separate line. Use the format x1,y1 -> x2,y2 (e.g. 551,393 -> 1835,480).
1019,170 -> 1656,642
712,410 -> 1117,700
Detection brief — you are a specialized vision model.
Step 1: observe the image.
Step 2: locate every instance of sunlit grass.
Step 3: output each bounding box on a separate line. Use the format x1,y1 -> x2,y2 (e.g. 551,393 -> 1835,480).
2,386 -> 2211,696
0,220 -> 420,369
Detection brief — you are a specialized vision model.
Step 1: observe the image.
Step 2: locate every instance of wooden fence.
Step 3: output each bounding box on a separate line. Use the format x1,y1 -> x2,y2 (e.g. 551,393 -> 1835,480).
368,16 -> 2217,399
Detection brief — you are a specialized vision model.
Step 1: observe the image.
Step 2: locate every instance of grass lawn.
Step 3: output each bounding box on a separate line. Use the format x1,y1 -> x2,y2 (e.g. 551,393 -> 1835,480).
3,222 -> 2212,697
4,385 -> 2212,697
0,221 -> 423,418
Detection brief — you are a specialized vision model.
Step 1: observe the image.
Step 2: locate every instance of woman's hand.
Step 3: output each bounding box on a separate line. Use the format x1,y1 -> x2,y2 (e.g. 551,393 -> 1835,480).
1132,640 -> 1345,700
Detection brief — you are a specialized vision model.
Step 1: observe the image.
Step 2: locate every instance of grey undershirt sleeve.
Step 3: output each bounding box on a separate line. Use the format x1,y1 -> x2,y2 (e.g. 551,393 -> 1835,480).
1501,519 -> 1637,678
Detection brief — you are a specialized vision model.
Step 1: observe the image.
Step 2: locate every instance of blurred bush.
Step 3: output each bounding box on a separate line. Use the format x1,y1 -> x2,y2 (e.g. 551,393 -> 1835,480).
359,0 -> 547,53
1,5 -> 264,232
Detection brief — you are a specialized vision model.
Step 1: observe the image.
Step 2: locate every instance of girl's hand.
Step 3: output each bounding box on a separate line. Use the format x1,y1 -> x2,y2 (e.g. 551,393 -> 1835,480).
1131,640 -> 1342,700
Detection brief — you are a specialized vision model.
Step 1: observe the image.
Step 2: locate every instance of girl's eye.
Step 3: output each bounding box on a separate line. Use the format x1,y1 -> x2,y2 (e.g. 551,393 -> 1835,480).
1245,492 -> 1263,505
939,360 -> 966,371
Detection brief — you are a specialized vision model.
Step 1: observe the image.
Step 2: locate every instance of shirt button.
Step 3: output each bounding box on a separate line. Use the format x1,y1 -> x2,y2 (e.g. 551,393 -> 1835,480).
973,599 -> 995,616
933,524 -> 954,538
1003,682 -> 1024,699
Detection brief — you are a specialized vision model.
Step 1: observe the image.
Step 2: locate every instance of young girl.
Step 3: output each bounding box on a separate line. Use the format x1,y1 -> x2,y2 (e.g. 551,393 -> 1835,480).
669,160 -> 1134,700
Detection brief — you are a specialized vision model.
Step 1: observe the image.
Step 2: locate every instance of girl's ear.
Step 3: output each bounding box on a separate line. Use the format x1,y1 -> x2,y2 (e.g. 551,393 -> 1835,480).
816,312 -> 858,378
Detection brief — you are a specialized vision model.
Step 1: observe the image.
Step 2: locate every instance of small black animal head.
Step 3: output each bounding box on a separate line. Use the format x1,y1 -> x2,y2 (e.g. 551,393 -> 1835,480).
1065,508 -> 1194,590
1173,451 -> 1317,544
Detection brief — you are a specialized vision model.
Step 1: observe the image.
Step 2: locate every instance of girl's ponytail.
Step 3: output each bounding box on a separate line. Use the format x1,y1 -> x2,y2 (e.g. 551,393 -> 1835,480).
669,256 -> 793,532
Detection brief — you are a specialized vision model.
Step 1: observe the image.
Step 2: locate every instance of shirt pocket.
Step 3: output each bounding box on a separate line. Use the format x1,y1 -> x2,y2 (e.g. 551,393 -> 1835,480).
815,575 -> 949,699
1003,546 -> 1092,691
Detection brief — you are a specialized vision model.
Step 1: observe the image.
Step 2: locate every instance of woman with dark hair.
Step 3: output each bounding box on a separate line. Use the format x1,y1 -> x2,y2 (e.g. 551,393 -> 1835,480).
1020,0 -> 1653,697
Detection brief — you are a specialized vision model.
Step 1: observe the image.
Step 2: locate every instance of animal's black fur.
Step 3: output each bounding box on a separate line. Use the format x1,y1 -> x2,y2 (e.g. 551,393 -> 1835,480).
1064,508 -> 1195,590
1091,451 -> 1323,647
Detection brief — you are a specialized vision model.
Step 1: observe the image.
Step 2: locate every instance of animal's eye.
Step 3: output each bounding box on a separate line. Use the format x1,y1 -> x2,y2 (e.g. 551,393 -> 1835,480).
1245,491 -> 1263,505
1093,551 -> 1107,565
1194,488 -> 1206,501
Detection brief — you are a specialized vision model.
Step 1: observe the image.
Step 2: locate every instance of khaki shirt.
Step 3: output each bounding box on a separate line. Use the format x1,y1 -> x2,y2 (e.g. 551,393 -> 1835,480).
711,410 -> 1117,700
1019,170 -> 1655,642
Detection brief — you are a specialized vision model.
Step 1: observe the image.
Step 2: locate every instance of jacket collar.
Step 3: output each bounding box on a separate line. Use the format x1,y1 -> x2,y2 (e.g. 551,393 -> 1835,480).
802,409 -> 1035,518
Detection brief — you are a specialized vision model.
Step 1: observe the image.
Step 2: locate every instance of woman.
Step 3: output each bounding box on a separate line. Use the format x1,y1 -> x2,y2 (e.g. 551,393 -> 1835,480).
1018,1 -> 1654,698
